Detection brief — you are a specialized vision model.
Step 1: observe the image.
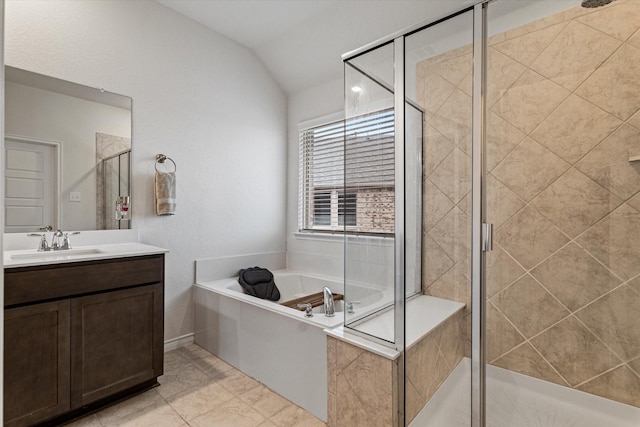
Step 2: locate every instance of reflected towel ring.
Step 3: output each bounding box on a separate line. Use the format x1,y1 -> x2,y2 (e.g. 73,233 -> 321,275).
155,154 -> 176,172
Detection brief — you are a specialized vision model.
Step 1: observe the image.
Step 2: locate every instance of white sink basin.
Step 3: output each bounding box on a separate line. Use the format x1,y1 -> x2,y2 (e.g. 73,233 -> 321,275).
10,248 -> 105,260
4,243 -> 168,269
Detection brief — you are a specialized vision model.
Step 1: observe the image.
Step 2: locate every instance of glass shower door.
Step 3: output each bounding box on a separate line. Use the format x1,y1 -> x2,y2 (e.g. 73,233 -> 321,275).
485,1 -> 640,426
403,9 -> 474,427
102,149 -> 131,230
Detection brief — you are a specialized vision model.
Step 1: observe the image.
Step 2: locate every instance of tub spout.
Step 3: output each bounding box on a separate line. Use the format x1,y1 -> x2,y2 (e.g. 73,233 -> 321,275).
323,286 -> 335,317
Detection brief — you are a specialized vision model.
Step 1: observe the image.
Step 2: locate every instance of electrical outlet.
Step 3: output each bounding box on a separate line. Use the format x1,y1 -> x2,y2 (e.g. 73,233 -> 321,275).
70,192 -> 81,202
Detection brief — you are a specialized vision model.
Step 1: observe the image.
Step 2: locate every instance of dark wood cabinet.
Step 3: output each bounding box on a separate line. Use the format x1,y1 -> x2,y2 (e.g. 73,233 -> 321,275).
4,254 -> 164,427
70,284 -> 163,408
4,301 -> 71,427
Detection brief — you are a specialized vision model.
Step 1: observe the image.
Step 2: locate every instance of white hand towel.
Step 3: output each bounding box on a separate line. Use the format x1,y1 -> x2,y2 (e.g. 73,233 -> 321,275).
155,171 -> 176,215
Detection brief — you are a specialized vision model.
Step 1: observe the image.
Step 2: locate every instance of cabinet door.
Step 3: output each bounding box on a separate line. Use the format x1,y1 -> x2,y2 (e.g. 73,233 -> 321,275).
4,300 -> 71,427
70,283 -> 163,408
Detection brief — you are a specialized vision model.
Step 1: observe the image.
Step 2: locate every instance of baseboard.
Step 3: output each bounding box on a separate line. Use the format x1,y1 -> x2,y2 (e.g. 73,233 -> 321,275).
164,333 -> 194,352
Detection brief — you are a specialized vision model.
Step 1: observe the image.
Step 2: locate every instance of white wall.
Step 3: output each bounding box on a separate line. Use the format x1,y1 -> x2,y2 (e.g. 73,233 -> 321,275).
5,81 -> 131,231
5,0 -> 287,341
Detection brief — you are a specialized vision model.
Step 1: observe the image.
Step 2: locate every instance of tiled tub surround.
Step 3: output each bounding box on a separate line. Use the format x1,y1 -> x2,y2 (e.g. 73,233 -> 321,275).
326,295 -> 465,427
420,0 -> 640,408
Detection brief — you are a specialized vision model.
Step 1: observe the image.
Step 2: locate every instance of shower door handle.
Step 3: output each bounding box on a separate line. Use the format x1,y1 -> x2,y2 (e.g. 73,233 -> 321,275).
482,223 -> 493,252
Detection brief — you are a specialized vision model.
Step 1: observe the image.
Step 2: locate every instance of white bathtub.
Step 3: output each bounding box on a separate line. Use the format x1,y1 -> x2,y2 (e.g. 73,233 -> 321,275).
194,270 -> 381,421
196,270 -> 349,328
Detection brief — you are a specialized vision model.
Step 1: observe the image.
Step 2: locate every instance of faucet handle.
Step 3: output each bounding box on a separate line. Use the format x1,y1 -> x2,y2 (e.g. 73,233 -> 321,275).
346,300 -> 361,315
28,233 -> 50,252
296,303 -> 314,318
62,231 -> 80,250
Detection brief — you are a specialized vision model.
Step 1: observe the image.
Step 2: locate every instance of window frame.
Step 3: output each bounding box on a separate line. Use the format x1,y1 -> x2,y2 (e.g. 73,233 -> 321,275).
298,110 -> 395,237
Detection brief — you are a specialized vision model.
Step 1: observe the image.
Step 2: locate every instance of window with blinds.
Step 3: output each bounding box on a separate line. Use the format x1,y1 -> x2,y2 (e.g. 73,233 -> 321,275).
299,109 -> 394,235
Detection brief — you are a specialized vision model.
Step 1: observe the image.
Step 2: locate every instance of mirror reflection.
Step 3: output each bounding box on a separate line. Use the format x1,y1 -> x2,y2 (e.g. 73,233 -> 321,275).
4,66 -> 132,232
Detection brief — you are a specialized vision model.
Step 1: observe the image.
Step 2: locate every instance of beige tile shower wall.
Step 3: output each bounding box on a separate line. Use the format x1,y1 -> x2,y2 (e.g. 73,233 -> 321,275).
327,337 -> 399,427
327,311 -> 464,427
421,0 -> 640,408
405,311 -> 465,424
419,40 -> 474,359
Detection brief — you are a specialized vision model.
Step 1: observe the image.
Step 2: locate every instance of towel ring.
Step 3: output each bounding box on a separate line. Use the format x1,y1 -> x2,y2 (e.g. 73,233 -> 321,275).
155,154 -> 176,172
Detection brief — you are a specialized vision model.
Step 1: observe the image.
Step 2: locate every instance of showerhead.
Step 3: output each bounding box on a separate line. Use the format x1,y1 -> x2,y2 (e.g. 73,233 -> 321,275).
581,0 -> 617,8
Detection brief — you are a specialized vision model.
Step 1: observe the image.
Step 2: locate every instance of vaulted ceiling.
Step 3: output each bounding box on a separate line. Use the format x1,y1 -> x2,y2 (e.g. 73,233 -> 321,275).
156,0 -> 477,94
156,0 -> 581,95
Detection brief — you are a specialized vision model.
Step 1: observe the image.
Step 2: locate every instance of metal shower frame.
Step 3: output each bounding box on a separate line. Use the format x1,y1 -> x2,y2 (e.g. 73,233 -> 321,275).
342,2 -> 490,426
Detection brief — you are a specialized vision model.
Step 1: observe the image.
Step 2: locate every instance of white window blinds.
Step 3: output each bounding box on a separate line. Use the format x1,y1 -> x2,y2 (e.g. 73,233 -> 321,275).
299,109 -> 394,235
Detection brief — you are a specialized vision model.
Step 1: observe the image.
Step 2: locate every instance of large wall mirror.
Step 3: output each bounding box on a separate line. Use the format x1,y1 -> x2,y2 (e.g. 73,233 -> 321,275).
4,66 -> 133,233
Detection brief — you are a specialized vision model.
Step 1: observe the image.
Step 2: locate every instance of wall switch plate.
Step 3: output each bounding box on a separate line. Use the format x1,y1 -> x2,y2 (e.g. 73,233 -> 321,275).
70,192 -> 81,202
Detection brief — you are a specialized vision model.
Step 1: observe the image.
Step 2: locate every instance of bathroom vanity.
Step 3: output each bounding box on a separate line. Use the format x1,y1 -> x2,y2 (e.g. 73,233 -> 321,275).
3,243 -> 167,427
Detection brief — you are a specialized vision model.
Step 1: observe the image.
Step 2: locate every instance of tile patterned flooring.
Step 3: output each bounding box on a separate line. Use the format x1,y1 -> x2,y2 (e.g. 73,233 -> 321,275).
66,344 -> 327,427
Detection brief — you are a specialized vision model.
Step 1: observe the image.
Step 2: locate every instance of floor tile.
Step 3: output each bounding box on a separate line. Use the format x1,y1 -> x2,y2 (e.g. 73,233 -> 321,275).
65,413 -> 102,427
239,384 -> 292,419
216,368 -> 262,396
269,404 -> 326,427
189,399 -> 265,427
166,381 -> 235,421
70,344 -> 326,426
95,388 -> 165,426
157,362 -> 211,400
100,401 -> 186,427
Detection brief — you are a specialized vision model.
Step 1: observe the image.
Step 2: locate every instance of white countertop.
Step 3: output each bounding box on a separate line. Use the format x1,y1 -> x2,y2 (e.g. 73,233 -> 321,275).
4,242 -> 168,269
324,294 -> 465,360
325,325 -> 401,360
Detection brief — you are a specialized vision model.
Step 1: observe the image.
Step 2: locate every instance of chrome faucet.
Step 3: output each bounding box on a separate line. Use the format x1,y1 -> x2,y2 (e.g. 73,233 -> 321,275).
51,230 -> 64,250
27,230 -> 80,251
323,286 -> 335,317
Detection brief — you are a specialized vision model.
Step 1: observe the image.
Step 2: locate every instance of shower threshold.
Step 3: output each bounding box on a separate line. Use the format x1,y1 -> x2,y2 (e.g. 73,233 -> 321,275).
410,358 -> 640,427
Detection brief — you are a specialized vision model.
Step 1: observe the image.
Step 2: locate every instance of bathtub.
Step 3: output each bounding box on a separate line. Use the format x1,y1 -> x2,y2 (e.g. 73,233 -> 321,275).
194,270 -> 382,421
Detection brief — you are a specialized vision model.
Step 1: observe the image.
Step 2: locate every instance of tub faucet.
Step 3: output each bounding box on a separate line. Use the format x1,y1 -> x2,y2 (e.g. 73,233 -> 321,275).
346,300 -> 361,315
323,286 -> 335,317
297,303 -> 313,318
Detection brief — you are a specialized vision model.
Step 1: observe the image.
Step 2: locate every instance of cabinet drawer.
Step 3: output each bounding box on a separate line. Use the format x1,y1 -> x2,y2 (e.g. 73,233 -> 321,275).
5,254 -> 164,306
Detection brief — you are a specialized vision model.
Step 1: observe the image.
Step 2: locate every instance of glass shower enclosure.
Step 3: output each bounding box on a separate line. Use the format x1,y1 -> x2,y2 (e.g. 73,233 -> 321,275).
341,0 -> 640,426
343,42 -> 424,346
99,149 -> 131,230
